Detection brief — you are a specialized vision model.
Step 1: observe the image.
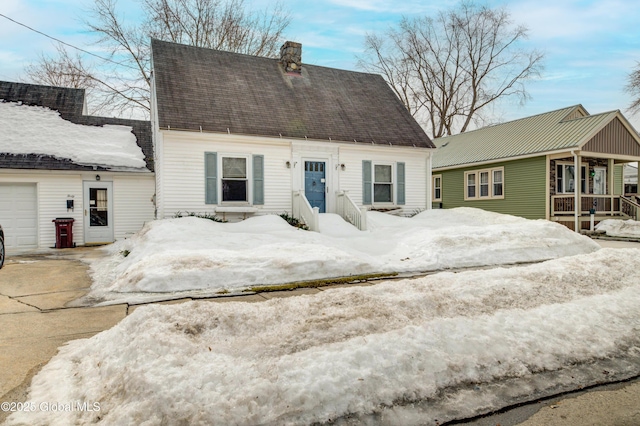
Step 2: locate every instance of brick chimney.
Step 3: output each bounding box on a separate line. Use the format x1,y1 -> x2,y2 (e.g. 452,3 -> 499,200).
280,41 -> 302,73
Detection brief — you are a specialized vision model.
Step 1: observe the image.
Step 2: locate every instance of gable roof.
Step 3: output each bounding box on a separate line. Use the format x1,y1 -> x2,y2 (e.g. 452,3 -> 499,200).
151,39 -> 434,148
0,81 -> 154,171
432,105 -> 640,169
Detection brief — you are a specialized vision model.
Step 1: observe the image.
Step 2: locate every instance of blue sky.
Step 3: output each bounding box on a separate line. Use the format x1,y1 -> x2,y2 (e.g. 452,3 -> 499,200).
1,0 -> 640,129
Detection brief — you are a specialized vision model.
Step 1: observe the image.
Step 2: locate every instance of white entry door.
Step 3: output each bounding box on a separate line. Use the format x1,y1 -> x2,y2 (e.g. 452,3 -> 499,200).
593,167 -> 606,195
83,181 -> 114,244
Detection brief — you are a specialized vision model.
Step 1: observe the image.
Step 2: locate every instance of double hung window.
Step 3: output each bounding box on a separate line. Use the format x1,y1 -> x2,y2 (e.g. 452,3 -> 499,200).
464,167 -> 504,200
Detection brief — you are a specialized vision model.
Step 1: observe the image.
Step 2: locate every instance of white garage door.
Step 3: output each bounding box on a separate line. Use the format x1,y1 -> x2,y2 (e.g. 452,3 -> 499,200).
0,183 -> 38,250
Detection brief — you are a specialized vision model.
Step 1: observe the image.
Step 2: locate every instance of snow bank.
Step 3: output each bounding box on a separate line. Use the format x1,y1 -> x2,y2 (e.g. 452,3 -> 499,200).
595,219 -> 640,238
8,248 -> 640,426
83,209 -> 599,303
0,101 -> 146,169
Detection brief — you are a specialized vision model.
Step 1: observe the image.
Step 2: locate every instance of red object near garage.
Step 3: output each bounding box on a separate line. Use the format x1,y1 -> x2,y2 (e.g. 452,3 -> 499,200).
52,218 -> 75,248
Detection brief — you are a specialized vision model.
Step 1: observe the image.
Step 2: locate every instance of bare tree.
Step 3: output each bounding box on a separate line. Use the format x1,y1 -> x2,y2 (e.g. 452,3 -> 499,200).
25,44 -> 96,90
24,44 -> 118,115
358,1 -> 544,139
24,0 -> 290,118
626,63 -> 640,115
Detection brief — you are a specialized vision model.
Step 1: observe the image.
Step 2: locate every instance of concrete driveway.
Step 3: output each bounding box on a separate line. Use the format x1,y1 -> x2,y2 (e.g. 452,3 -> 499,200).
0,248 -> 128,423
0,246 -> 310,424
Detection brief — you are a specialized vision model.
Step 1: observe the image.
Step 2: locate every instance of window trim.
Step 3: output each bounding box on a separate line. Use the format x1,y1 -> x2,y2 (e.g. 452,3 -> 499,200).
556,162 -> 587,194
464,167 -> 505,201
372,162 -> 394,205
432,174 -> 442,202
220,154 -> 251,204
492,169 -> 503,197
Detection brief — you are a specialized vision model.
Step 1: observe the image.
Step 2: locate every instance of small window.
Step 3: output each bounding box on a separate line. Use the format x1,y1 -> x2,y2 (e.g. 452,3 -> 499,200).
433,175 -> 442,201
493,170 -> 503,196
467,173 -> 476,198
222,157 -> 247,202
479,171 -> 489,197
374,164 -> 393,203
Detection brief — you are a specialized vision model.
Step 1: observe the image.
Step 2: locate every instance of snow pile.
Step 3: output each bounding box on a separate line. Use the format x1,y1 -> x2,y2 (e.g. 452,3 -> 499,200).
595,219 -> 640,238
84,208 -> 599,303
8,248 -> 640,426
0,101 -> 146,169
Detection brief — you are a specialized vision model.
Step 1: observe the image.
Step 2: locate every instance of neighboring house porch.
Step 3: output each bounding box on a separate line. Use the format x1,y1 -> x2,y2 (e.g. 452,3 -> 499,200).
549,155 -> 640,231
432,105 -> 640,232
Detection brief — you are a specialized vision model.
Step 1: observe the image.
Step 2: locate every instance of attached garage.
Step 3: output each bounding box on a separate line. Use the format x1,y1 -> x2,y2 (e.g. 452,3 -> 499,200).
0,183 -> 38,250
1,81 -> 156,251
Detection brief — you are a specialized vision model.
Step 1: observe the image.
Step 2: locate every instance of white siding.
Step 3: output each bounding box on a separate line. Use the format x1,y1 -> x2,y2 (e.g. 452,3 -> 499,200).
154,131 -> 165,219
113,175 -> 156,239
0,173 -> 84,248
160,131 -> 292,219
338,146 -> 431,213
158,131 -> 433,218
38,176 -> 84,247
0,171 -> 154,248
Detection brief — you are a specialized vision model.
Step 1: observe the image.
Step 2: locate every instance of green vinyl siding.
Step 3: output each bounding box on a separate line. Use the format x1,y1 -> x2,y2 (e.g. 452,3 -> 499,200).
438,156 -> 547,220
614,164 -> 623,195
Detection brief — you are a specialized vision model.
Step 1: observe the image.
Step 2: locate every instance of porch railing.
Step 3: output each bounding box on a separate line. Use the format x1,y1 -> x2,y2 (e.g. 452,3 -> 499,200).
336,191 -> 367,231
292,191 -> 319,232
551,195 -> 622,216
620,196 -> 640,221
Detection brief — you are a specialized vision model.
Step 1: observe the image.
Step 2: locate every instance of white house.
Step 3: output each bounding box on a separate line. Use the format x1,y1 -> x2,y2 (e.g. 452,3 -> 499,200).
150,40 -> 435,229
0,81 -> 155,252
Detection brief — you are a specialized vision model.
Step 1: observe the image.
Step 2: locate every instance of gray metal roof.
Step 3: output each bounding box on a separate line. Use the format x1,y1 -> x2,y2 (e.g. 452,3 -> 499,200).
433,105 -> 622,169
151,39 -> 434,148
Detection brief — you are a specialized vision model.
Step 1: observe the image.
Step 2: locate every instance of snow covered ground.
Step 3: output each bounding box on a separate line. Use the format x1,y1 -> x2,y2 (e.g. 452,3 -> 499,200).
0,101 -> 146,169
595,218 -> 640,238
80,208 -> 600,305
7,248 -> 640,426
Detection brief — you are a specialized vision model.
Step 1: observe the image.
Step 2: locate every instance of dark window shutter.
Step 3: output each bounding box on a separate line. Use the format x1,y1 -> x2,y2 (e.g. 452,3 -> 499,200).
205,152 -> 217,204
397,162 -> 405,205
253,155 -> 264,205
363,160 -> 372,205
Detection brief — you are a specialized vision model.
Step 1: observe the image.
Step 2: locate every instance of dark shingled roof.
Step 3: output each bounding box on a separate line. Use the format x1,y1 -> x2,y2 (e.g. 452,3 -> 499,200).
0,81 -> 85,119
0,81 -> 154,171
151,39 -> 434,149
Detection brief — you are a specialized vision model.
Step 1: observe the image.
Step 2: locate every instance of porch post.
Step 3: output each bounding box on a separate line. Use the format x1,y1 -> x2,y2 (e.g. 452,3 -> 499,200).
607,159 -> 614,195
574,153 -> 581,232
607,158 -> 624,216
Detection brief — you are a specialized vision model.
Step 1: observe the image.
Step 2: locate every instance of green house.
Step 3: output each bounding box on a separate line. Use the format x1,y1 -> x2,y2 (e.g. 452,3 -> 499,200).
432,105 -> 640,231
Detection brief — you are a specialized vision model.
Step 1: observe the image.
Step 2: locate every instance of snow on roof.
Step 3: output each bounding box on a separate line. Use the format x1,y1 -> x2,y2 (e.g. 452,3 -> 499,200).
0,101 -> 147,169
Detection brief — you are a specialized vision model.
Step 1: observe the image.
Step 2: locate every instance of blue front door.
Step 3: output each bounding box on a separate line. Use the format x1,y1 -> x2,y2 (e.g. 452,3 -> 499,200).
304,161 -> 326,213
